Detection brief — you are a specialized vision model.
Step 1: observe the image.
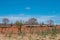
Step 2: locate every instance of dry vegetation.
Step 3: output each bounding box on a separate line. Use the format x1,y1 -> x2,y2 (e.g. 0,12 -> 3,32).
0,18 -> 60,40
0,27 -> 60,40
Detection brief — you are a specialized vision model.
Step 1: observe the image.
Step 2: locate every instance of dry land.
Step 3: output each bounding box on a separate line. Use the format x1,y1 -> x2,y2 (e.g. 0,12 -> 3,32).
0,27 -> 60,40
0,32 -> 60,40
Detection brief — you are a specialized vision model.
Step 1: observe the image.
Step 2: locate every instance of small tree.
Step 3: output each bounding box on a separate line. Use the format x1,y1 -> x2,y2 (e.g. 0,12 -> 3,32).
47,20 -> 54,27
10,22 -> 13,27
2,18 -> 9,33
25,18 -> 38,33
15,20 -> 24,33
2,18 -> 9,27
26,18 -> 38,25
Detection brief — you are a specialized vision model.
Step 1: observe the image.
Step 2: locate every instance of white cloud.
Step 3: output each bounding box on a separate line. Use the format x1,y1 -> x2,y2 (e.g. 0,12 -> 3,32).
0,14 -> 32,23
37,16 -> 55,23
0,14 -> 59,24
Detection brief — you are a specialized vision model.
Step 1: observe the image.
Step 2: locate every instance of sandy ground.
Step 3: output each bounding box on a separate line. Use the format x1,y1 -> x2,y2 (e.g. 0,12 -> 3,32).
0,33 -> 60,40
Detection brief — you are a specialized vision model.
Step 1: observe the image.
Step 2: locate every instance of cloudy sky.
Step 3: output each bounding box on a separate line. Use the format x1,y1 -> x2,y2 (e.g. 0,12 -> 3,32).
0,0 -> 60,24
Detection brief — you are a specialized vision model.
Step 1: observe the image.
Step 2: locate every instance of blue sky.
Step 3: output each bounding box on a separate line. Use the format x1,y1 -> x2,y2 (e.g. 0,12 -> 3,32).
0,0 -> 60,24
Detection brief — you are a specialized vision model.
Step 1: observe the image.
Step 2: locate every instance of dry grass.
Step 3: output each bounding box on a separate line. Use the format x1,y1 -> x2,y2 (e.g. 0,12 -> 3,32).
0,33 -> 60,40
0,26 -> 60,40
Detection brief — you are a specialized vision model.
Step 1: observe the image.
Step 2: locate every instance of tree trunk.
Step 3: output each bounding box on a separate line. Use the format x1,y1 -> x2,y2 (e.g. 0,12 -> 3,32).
18,26 -> 21,33
19,25 -> 21,33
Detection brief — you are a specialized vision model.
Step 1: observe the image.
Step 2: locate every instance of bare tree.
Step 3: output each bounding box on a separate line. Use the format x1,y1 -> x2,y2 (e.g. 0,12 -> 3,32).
2,18 -> 9,25
25,18 -> 38,25
2,18 -> 9,33
3,18 -> 9,24
25,18 -> 38,33
47,20 -> 54,27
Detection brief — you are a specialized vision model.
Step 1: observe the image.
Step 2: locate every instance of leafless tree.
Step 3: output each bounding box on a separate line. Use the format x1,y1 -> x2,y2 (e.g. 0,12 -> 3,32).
2,18 -> 9,25
25,18 -> 38,33
47,20 -> 54,27
2,18 -> 9,33
25,18 -> 38,25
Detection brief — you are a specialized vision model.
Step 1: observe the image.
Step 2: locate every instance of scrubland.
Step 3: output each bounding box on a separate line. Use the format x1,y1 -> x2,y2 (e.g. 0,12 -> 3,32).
0,27 -> 60,40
